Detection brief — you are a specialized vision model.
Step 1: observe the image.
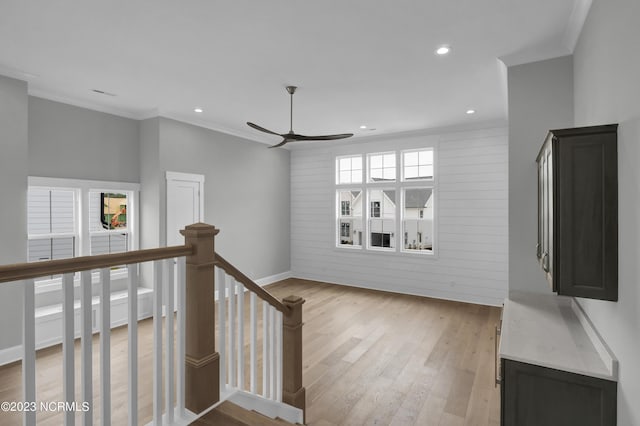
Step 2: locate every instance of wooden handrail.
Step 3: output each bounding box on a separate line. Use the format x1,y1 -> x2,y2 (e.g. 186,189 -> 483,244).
0,245 -> 193,284
214,252 -> 289,314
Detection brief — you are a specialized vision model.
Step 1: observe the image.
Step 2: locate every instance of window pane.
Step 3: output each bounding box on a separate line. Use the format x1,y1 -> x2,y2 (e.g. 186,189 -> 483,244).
419,165 -> 433,178
403,188 -> 433,251
93,192 -> 128,230
368,152 -> 396,182
352,156 -> 362,170
51,190 -> 75,233
383,167 -> 395,180
27,188 -> 52,235
403,149 -> 434,181
370,155 -> 382,169
404,152 -> 419,166
418,150 -> 433,164
339,157 -> 351,170
368,189 -> 395,249
337,155 -> 362,184
28,188 -> 74,235
28,237 -> 75,262
337,190 -> 362,247
383,154 -> 395,168
90,233 -> 129,255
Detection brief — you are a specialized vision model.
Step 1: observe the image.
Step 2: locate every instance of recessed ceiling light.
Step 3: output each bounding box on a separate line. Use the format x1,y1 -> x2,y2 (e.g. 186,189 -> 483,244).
360,125 -> 367,129
436,45 -> 450,55
194,108 -> 203,113
466,109 -> 476,115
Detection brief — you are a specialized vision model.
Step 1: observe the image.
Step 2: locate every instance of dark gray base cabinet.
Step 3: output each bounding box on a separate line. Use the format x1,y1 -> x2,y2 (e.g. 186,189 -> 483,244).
500,359 -> 616,426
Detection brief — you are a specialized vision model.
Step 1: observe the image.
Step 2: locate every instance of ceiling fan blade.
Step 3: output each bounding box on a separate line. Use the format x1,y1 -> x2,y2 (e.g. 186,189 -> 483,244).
247,122 -> 281,136
268,139 -> 290,149
293,133 -> 354,141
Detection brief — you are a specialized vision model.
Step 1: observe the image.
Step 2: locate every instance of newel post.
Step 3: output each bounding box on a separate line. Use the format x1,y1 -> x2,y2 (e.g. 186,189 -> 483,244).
180,223 -> 220,413
282,295 -> 306,422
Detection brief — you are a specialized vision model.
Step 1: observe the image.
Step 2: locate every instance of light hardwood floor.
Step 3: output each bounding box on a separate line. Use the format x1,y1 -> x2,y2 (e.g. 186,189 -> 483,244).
0,278 -> 501,425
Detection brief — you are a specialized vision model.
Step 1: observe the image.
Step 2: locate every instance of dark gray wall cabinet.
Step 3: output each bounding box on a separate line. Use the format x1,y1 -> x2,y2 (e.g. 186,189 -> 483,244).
536,124 -> 618,301
501,359 -> 617,426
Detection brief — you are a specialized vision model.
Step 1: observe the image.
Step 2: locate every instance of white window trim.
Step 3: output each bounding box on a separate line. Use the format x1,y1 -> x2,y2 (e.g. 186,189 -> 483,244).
28,176 -> 140,295
334,147 -> 438,257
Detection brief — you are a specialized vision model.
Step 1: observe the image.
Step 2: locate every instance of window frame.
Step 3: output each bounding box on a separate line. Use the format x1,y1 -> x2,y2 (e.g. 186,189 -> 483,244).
28,177 -> 140,294
334,147 -> 437,257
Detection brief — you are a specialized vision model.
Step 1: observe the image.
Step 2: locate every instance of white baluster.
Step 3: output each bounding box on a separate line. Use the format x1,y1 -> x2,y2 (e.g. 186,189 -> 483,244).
127,264 -> 138,426
227,276 -> 236,388
99,269 -> 111,426
250,292 -> 257,394
23,278 -> 36,426
164,260 -> 175,424
262,301 -> 270,399
216,267 -> 227,389
62,273 -> 75,426
177,257 -> 186,417
269,306 -> 276,400
152,261 -> 163,425
81,270 -> 93,425
237,282 -> 245,390
276,311 -> 283,402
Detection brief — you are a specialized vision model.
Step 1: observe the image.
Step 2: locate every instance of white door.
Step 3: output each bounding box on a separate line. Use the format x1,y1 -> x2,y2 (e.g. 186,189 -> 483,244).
166,172 -> 204,309
166,172 -> 204,246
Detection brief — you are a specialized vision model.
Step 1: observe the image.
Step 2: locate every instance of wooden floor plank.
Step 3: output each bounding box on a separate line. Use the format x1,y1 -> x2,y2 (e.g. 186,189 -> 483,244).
0,278 -> 501,425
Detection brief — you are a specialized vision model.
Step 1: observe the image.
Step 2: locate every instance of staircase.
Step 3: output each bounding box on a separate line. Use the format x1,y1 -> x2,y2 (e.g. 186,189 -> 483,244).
0,222 -> 306,425
194,401 -> 294,425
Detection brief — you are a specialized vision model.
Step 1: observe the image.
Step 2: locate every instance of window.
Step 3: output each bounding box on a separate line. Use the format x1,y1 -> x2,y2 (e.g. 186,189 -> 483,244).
368,152 -> 396,182
368,189 -> 395,249
402,188 -> 434,251
27,177 -> 139,291
337,190 -> 362,247
336,155 -> 362,184
335,148 -> 436,254
89,192 -> 130,256
402,149 -> 433,181
341,200 -> 351,216
370,201 -> 380,218
27,188 -> 77,263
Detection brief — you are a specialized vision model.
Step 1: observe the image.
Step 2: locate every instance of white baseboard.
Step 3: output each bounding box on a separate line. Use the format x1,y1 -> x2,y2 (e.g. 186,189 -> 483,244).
254,270 -> 292,287
0,345 -> 23,367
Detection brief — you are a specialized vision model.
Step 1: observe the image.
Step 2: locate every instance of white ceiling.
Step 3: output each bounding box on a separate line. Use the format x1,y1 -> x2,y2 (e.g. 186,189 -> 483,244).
0,0 -> 590,144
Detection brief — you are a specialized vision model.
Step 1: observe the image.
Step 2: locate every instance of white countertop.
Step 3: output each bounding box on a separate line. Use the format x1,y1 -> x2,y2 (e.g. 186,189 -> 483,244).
499,291 -> 617,382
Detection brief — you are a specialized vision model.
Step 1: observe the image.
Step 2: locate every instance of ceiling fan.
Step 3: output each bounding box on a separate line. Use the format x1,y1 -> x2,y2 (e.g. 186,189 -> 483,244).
247,86 -> 353,148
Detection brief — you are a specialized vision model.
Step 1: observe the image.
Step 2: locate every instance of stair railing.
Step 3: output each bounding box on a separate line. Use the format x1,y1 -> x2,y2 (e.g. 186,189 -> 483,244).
0,222 -> 305,425
214,254 -> 306,421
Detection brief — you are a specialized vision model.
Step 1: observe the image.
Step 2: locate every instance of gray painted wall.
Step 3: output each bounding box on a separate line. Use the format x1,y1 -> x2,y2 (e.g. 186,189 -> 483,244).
158,118 -> 291,280
139,118 -> 161,288
28,97 -> 140,182
573,0 -> 640,423
507,56 -> 574,295
0,76 -> 28,350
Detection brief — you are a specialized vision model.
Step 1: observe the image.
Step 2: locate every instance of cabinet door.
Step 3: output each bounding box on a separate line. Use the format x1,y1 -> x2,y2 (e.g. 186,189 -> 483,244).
502,359 -> 616,426
556,132 -> 617,300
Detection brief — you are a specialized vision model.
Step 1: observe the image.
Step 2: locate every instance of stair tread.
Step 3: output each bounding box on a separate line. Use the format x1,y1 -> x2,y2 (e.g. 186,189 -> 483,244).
192,400 -> 295,426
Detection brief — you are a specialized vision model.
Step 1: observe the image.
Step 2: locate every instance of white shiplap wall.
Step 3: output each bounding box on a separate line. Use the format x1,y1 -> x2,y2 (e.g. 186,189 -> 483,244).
290,127 -> 508,306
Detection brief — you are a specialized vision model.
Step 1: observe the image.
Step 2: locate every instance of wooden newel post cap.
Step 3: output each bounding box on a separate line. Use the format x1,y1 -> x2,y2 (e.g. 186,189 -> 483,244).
283,295 -> 305,306
179,222 -> 220,237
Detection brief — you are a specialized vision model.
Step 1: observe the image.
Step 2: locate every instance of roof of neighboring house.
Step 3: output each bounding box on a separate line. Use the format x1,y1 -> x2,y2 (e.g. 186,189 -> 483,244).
404,188 -> 432,208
